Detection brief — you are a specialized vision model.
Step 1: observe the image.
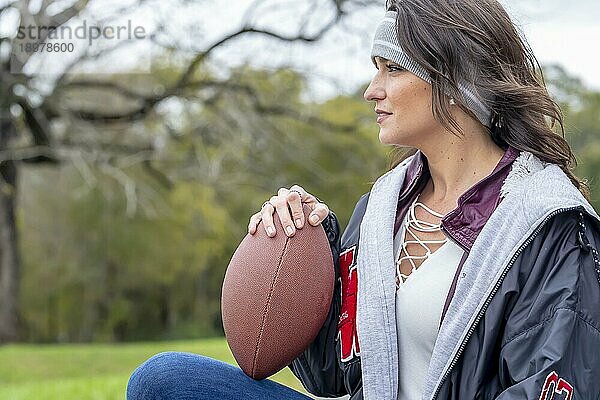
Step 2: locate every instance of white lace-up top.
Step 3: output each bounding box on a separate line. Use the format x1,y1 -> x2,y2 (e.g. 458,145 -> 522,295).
393,194 -> 464,400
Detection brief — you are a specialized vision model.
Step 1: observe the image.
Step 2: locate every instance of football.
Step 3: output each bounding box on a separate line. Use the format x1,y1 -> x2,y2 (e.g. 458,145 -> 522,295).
221,204 -> 335,380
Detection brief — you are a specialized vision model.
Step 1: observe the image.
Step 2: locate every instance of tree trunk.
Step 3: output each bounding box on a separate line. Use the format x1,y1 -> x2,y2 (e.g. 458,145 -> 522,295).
0,116 -> 21,342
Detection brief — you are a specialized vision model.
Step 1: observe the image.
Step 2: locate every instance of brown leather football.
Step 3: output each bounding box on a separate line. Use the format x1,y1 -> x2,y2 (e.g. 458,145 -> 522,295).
221,204 -> 335,380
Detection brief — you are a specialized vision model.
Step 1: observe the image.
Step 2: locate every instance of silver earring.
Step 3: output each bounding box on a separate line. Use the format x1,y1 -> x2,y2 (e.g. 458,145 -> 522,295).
449,97 -> 456,105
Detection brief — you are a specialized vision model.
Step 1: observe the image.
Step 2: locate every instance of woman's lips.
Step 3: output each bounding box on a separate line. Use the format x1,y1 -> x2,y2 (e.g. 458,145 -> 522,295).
376,112 -> 392,124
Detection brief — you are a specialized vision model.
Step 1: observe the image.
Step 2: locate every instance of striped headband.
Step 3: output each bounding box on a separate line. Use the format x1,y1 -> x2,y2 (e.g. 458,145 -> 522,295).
371,10 -> 493,128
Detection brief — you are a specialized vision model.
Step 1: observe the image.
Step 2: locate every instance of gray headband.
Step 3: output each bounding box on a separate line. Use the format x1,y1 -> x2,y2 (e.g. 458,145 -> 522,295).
371,10 -> 493,128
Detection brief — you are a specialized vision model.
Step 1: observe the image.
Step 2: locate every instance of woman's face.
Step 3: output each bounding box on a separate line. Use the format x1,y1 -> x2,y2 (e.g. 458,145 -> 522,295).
363,56 -> 441,147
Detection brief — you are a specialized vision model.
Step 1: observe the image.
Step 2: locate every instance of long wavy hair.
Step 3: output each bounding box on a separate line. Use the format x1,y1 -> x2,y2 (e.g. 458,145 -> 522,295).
383,0 -> 591,201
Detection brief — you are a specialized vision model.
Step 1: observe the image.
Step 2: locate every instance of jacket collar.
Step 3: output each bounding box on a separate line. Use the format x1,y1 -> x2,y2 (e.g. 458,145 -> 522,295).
396,145 -> 520,251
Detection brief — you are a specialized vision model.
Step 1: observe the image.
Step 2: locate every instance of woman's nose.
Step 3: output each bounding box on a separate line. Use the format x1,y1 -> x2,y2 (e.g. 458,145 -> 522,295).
363,78 -> 385,102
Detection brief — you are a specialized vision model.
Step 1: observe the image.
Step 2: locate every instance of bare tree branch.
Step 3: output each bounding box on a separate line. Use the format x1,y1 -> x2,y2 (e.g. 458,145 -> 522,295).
58,78 -> 250,122
47,0 -> 155,90
100,162 -> 137,217
142,159 -> 173,189
176,11 -> 343,88
58,73 -> 357,135
71,149 -> 97,187
0,145 -> 65,163
60,139 -> 153,155
67,101 -> 156,122
59,79 -> 154,100
17,99 -> 52,146
0,139 -> 157,164
13,0 -> 89,70
116,149 -> 158,169
53,36 -> 152,89
44,0 -> 88,27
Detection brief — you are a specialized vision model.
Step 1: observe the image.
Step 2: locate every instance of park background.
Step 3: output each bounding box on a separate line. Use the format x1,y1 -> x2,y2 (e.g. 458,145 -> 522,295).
1,0 -> 599,398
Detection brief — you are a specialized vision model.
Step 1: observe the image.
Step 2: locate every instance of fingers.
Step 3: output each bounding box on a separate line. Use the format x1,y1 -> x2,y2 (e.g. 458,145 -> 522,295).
290,184 -> 317,205
271,194 -> 297,237
286,189 -> 304,229
288,185 -> 329,226
248,186 -> 329,238
288,184 -> 307,198
308,202 -> 330,226
247,211 -> 262,235
257,197 -> 277,237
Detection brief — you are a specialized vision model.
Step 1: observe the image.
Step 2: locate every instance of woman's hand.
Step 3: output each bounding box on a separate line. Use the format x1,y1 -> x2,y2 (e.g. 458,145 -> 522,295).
248,185 -> 330,238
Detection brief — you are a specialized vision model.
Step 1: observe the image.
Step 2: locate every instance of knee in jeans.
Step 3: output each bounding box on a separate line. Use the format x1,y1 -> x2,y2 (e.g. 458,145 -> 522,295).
127,351 -> 184,400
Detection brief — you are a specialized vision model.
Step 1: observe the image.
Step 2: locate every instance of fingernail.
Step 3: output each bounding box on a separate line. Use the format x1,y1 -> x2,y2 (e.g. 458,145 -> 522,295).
310,215 -> 319,224
295,219 -> 302,228
286,226 -> 294,236
267,226 -> 275,236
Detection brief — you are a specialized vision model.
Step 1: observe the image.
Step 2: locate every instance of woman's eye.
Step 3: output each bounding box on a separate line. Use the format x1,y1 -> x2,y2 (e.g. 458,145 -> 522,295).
386,64 -> 404,72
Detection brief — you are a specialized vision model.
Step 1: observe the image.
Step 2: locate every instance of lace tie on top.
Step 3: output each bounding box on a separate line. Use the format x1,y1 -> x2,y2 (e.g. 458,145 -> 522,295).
396,194 -> 447,289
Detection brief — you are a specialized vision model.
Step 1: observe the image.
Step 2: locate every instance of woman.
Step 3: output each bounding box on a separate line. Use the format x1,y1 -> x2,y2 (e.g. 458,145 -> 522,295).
127,0 -> 600,399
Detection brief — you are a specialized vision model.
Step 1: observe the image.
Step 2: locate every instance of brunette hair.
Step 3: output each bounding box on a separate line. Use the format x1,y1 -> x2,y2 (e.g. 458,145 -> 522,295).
384,0 -> 590,201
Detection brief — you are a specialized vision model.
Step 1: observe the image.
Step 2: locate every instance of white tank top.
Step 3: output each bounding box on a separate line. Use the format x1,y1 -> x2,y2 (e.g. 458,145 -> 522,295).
393,200 -> 464,400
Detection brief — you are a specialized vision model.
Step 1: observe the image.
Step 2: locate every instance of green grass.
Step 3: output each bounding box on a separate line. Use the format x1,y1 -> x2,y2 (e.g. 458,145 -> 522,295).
0,338 -> 309,400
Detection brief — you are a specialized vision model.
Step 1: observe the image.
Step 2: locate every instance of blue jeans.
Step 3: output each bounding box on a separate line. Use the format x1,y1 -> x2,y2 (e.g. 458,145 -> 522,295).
127,352 -> 313,400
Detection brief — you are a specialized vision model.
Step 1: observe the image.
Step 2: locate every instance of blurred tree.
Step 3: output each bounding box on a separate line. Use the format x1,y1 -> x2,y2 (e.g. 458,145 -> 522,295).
0,0 -> 380,342
545,64 -> 600,209
17,65 -> 386,342
20,166 -> 233,341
